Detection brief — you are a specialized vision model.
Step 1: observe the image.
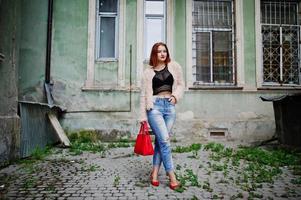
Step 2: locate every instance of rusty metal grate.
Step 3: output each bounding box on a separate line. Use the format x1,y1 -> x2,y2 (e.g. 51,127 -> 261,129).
261,0 -> 301,85
192,0 -> 235,86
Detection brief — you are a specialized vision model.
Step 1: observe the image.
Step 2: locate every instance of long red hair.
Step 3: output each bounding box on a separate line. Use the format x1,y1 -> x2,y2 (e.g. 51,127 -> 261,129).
149,42 -> 171,67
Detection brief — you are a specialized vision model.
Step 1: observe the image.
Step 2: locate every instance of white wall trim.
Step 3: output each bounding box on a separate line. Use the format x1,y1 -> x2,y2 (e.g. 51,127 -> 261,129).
85,0 -> 96,87
166,0 -> 174,58
136,0 -> 144,86
235,0 -> 245,87
255,0 -> 262,87
118,0 -> 126,87
186,0 -> 193,88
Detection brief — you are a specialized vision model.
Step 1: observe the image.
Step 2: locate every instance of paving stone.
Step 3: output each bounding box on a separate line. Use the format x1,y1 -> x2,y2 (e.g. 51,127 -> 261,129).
1,146 -> 301,199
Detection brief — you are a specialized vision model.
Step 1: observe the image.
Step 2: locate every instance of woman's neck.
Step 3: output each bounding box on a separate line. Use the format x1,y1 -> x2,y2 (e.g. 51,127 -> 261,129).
154,62 -> 165,70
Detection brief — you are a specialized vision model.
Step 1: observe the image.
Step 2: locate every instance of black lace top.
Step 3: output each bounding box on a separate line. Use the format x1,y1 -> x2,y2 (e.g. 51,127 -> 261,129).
152,66 -> 174,95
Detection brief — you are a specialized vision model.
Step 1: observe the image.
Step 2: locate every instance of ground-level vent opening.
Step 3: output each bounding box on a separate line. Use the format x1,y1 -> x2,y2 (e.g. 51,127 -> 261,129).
208,129 -> 228,138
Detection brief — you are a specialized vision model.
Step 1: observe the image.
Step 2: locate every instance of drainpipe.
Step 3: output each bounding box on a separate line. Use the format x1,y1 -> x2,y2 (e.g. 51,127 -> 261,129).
44,0 -> 54,105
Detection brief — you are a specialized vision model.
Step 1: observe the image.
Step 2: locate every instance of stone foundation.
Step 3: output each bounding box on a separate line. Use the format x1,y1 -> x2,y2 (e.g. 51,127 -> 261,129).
0,115 -> 20,166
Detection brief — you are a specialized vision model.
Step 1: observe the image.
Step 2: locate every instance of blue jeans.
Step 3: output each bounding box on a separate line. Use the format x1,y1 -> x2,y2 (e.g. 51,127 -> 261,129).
147,96 -> 176,172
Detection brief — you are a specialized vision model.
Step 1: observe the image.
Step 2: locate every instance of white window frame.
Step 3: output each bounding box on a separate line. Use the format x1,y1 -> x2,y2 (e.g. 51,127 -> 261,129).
95,0 -> 119,60
144,0 -> 166,59
186,0 -> 244,88
255,0 -> 301,87
136,0 -> 174,86
84,0 -> 126,89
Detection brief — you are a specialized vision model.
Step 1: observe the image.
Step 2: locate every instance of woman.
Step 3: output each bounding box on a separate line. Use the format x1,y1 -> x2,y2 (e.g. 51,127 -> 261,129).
139,42 -> 184,190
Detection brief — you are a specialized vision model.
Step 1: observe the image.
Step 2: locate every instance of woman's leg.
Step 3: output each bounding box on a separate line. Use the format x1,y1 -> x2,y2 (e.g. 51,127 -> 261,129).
163,102 -> 179,187
151,138 -> 161,180
147,108 -> 174,173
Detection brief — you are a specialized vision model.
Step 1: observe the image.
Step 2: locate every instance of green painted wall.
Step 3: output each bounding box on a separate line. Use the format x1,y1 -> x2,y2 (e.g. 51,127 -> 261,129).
0,0 -> 19,114
243,0 -> 256,87
0,0 -> 21,164
51,0 -> 131,111
18,0 -> 48,101
174,0 -> 186,69
94,62 -> 118,86
52,0 -> 88,86
125,0 -> 137,85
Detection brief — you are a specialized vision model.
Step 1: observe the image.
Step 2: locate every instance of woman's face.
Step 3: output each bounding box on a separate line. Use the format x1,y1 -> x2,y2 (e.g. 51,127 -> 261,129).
157,45 -> 167,63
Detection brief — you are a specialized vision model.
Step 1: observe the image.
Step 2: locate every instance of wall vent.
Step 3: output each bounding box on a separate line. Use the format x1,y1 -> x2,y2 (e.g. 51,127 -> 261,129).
208,128 -> 228,139
210,131 -> 225,137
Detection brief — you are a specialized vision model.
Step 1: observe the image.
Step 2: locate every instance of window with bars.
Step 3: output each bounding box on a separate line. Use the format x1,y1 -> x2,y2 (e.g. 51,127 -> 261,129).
261,0 -> 301,85
192,0 -> 235,86
96,0 -> 118,60
144,0 -> 166,59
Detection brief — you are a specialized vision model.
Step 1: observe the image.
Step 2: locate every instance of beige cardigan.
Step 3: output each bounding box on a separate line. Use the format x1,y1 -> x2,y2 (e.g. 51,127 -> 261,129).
139,61 -> 185,122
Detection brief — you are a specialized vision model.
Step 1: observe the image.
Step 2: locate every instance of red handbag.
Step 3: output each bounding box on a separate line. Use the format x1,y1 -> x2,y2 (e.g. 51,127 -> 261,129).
134,121 -> 154,156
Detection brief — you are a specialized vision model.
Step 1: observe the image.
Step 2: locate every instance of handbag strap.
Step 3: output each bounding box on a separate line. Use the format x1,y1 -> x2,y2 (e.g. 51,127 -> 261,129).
140,121 -> 149,135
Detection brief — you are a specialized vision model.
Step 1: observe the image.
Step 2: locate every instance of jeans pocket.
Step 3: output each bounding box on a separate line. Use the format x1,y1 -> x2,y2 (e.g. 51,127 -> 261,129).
168,100 -> 175,106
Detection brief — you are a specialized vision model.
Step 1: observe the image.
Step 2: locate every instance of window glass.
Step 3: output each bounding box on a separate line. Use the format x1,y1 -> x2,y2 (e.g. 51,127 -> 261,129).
261,1 -> 297,25
261,0 -> 300,85
193,0 -> 232,29
96,0 -> 118,59
195,32 -> 210,82
99,17 -> 115,58
99,0 -> 118,12
192,0 -> 234,85
213,31 -> 232,83
146,1 -> 164,15
144,0 -> 165,59
145,18 -> 164,58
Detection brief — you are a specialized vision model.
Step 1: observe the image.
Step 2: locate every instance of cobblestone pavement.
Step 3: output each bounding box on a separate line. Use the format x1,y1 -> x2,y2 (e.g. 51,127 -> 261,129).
0,143 -> 301,200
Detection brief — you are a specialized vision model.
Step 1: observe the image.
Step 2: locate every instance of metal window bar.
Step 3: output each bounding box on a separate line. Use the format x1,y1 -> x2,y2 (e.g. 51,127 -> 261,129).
210,31 -> 213,82
192,0 -> 235,85
280,26 -> 283,82
261,0 -> 300,85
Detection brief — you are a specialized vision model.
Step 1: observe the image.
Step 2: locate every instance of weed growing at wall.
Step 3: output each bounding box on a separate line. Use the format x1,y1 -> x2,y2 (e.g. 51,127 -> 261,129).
68,130 -> 134,155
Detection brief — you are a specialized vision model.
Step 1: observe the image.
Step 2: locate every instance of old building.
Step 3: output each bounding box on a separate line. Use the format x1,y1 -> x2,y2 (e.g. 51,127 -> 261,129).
1,0 -> 300,164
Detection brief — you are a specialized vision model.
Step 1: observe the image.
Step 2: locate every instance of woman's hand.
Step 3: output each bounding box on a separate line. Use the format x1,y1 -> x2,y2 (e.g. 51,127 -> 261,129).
140,120 -> 147,125
168,96 -> 176,105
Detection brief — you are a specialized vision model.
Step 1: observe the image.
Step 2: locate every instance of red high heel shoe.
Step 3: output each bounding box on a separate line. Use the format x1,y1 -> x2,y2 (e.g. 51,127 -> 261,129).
169,182 -> 180,190
150,175 -> 159,187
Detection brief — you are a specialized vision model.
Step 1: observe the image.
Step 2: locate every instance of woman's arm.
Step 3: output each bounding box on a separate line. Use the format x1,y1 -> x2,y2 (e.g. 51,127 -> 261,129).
139,72 -> 147,122
171,62 -> 184,102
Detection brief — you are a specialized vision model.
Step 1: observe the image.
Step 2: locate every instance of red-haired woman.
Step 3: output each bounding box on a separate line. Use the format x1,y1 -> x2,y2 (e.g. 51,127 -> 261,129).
139,42 -> 184,190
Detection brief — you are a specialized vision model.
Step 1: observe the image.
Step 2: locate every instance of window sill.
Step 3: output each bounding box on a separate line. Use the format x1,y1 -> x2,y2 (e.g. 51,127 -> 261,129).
258,86 -> 301,90
189,86 -> 243,90
95,58 -> 118,63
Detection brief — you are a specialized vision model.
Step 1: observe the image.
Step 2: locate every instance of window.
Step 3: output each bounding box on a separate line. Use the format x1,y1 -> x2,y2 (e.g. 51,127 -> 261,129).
192,0 -> 235,86
96,0 -> 118,59
261,0 -> 301,85
144,0 -> 166,59
85,0 -> 125,89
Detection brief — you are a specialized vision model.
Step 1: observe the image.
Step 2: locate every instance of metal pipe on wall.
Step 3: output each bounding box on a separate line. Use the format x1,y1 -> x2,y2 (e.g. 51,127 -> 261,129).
45,0 -> 53,84
44,0 -> 54,105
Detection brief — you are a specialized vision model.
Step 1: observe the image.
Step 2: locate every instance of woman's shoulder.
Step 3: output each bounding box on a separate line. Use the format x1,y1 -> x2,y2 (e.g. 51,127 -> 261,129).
168,61 -> 182,70
143,66 -> 154,73
142,66 -> 155,77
